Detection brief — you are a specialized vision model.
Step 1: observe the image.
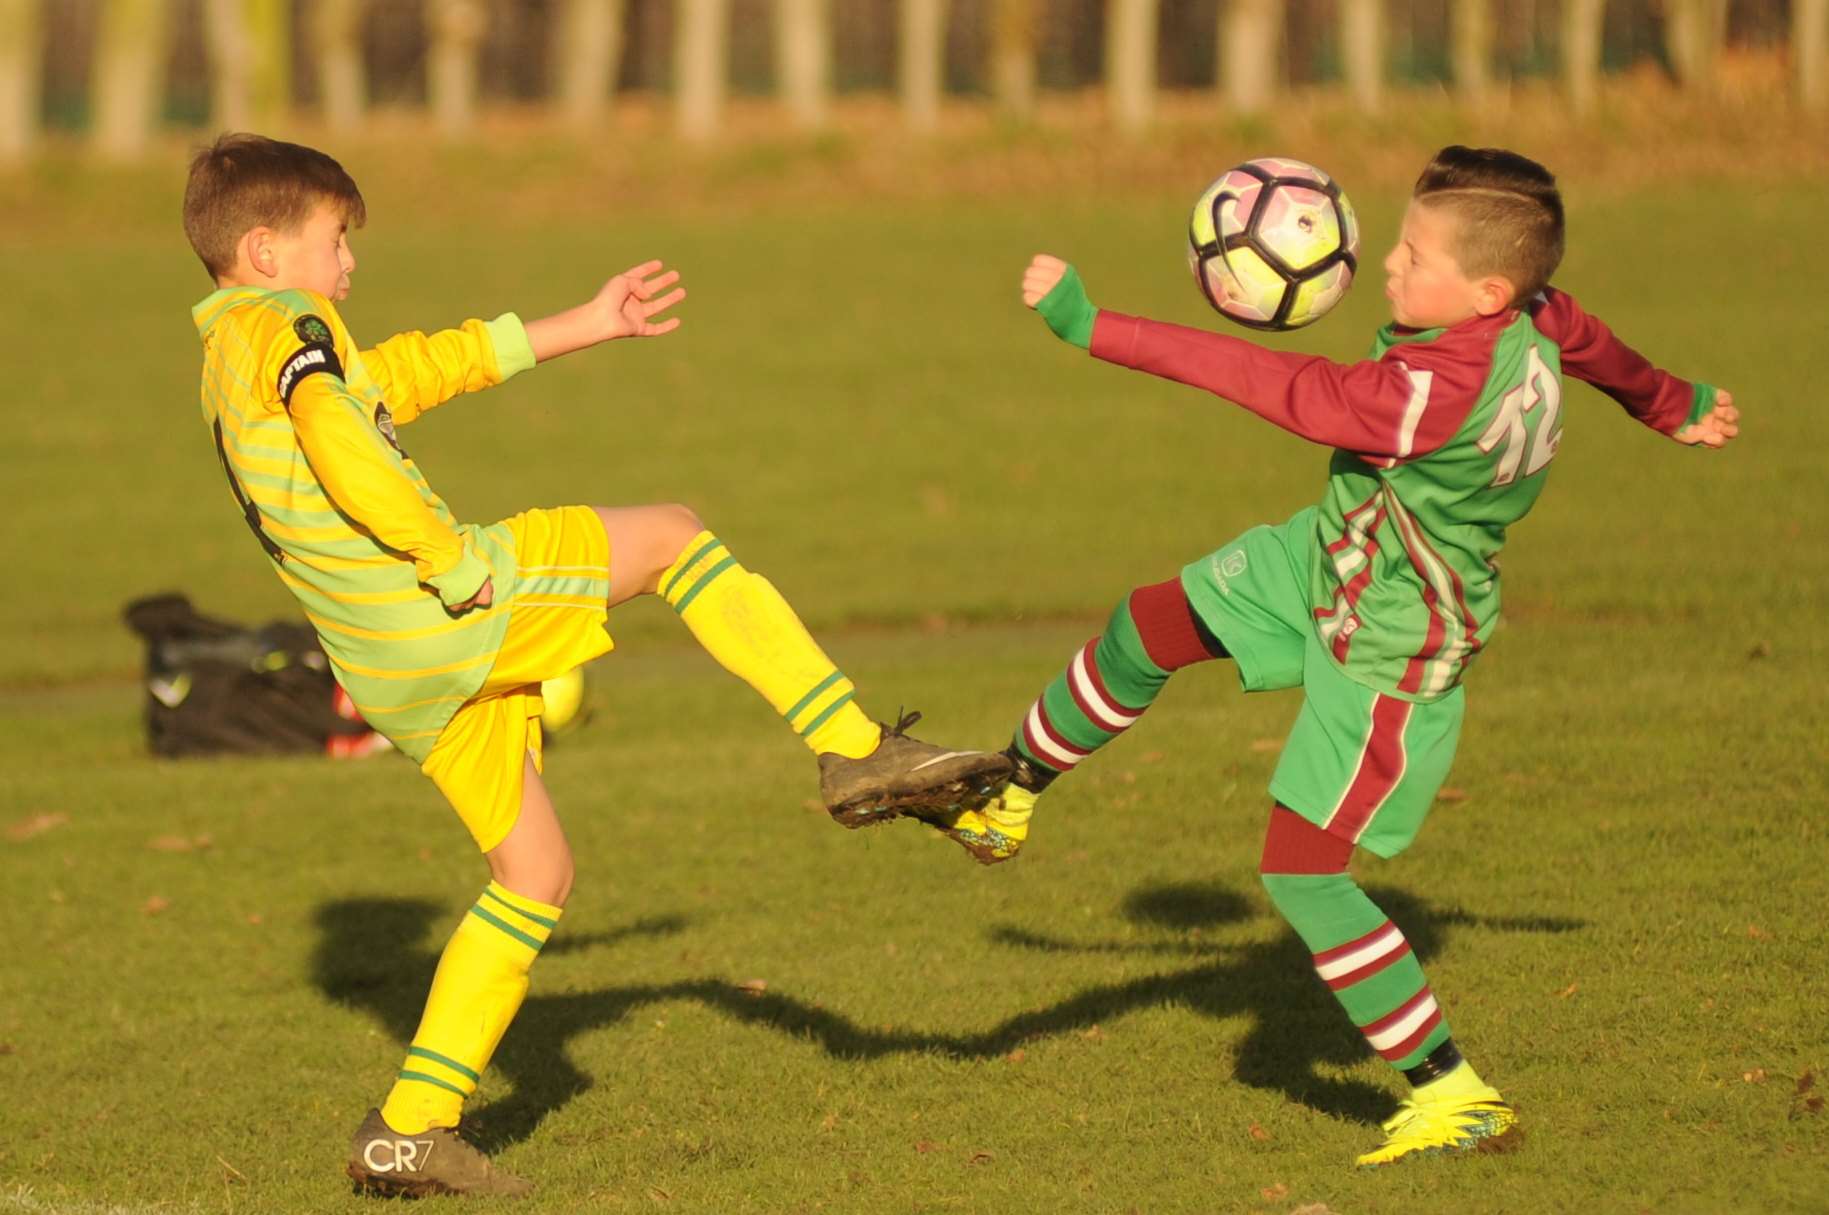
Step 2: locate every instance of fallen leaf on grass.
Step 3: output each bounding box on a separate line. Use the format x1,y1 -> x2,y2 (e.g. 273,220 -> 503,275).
1248,1123 -> 1270,1142
6,813 -> 67,842
967,1150 -> 994,1166
913,1139 -> 939,1154
1081,1025 -> 1105,1041
1435,787 -> 1469,803
1291,1205 -> 1338,1215
1793,1071 -> 1824,1120
0,1043 -> 15,1055
735,978 -> 768,996
1005,1048 -> 1026,1063
1556,982 -> 1579,999
148,834 -> 213,853
216,1155 -> 246,1184
1746,923 -> 1771,939
1248,738 -> 1282,753
143,896 -> 171,916
819,1112 -> 838,1132
1140,750 -> 1166,764
1743,1068 -> 1767,1084
1260,1182 -> 1289,1200
1746,641 -> 1771,659
646,1185 -> 672,1203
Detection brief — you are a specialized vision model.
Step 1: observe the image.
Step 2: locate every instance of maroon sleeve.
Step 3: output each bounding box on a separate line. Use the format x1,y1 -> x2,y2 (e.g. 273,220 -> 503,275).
1528,288 -> 1695,435
1089,310 -> 1495,462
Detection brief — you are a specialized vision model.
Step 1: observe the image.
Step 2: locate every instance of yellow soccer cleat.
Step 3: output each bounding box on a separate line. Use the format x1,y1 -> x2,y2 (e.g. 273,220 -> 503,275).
1354,1086 -> 1520,1167
923,783 -> 1037,865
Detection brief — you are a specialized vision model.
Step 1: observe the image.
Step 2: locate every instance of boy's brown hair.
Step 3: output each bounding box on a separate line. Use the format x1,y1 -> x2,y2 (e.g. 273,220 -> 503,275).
182,132 -> 366,279
1413,146 -> 1564,305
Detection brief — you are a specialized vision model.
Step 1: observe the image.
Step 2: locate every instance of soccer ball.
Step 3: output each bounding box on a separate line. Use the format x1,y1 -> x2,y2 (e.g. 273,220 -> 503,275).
1187,157 -> 1360,331
539,667 -> 589,737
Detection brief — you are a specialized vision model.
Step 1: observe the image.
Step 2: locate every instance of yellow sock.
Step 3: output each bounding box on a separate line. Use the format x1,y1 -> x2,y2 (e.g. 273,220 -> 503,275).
658,532 -> 881,759
379,882 -> 562,1134
1413,1060 -> 1489,1103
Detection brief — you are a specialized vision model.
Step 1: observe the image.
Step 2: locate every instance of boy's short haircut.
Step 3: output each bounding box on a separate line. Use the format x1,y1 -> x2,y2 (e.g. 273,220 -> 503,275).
183,132 -> 366,279
1412,145 -> 1564,305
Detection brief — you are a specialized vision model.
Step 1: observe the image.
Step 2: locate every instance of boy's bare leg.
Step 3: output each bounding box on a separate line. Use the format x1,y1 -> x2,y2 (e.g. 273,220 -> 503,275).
350,755 -> 564,1197
591,504 -> 1010,824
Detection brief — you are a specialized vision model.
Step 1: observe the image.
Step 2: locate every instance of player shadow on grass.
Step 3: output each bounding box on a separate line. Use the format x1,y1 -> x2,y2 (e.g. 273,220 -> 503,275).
677,881 -> 1588,1124
311,898 -> 694,1153
311,885 -> 1586,1148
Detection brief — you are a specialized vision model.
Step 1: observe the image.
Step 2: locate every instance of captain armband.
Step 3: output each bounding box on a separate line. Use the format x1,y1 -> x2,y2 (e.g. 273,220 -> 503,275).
277,342 -> 344,405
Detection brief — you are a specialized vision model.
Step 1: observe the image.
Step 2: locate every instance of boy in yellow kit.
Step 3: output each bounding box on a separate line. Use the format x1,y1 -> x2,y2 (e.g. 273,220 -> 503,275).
184,133 -> 1009,1197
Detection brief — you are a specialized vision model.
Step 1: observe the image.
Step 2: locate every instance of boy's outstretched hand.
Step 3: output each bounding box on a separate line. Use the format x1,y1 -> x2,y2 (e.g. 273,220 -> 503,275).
1674,388 -> 1739,449
525,259 -> 686,362
1023,254 -> 1096,350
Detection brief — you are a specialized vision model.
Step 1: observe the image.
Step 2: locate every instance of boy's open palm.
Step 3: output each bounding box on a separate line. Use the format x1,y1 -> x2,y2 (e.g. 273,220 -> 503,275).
1674,389 -> 1740,449
596,260 -> 685,340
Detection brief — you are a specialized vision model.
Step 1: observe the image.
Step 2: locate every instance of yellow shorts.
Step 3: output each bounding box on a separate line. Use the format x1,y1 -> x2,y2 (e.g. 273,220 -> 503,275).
422,506 -> 615,853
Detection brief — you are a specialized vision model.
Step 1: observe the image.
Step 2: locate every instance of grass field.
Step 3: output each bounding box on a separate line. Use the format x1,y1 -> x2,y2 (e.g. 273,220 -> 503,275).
2,122 -> 1826,1213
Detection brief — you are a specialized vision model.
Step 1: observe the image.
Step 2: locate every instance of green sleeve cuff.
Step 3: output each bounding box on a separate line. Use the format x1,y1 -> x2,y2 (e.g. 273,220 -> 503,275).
427,547 -> 492,608
1684,382 -> 1719,432
484,312 -> 537,379
1036,266 -> 1097,350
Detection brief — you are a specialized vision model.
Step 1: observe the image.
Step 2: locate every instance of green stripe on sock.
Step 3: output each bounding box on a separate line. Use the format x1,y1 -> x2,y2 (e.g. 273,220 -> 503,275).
468,904 -> 544,951
796,689 -> 856,738
482,886 -> 558,930
407,1046 -> 481,1083
785,672 -> 844,726
671,555 -> 738,615
661,536 -> 724,600
397,1069 -> 470,1099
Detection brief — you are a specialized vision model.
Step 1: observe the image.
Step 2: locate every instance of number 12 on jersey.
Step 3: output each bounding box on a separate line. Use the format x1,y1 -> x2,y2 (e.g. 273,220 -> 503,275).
1477,345 -> 1562,487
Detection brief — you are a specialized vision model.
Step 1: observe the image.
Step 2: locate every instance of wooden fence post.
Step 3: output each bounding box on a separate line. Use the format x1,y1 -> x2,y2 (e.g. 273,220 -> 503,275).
991,0 -> 1037,122
1450,0 -> 1491,101
0,0 -> 41,162
1339,0 -> 1384,111
675,0 -> 729,138
427,0 -> 486,138
93,0 -> 170,160
1221,0 -> 1282,115
1800,0 -> 1829,110
555,0 -> 625,127
1105,0 -> 1157,134
899,0 -> 947,131
774,0 -> 830,130
1563,0 -> 1605,115
312,0 -> 367,131
204,0 -> 289,133
1665,0 -> 1727,91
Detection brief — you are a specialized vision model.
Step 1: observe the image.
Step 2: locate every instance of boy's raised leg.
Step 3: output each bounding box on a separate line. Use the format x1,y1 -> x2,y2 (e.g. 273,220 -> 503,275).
1258,806 -> 1519,1166
926,577 -> 1227,862
596,505 -> 1010,824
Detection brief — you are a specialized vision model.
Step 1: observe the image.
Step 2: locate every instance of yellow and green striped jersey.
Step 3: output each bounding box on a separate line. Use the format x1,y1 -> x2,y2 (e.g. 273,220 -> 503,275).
192,286 -> 537,761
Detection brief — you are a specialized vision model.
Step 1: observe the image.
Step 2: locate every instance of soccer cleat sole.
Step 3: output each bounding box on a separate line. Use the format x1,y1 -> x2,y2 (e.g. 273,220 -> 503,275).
828,768 -> 1007,830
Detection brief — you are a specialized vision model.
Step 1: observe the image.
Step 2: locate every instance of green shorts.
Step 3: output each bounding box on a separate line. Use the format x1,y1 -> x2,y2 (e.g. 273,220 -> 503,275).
1180,507 -> 1463,858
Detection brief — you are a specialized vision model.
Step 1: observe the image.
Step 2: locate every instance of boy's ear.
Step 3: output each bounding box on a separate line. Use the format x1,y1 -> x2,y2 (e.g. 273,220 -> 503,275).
1472,274 -> 1517,317
242,227 -> 279,280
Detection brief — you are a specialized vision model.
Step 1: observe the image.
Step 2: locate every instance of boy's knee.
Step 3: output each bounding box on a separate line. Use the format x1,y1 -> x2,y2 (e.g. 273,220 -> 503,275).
492,849 -> 575,909
657,502 -> 705,549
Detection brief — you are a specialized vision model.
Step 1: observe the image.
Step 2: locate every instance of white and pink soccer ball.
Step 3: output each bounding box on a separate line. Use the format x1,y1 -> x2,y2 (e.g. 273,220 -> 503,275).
1187,157 -> 1360,331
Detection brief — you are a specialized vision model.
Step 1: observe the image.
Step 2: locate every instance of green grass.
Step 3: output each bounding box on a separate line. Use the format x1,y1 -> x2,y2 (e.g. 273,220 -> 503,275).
1,153 -> 1826,1213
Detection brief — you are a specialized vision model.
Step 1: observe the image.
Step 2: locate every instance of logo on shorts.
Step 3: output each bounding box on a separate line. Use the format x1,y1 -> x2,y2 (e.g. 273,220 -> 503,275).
1220,551 -> 1248,579
294,314 -> 334,346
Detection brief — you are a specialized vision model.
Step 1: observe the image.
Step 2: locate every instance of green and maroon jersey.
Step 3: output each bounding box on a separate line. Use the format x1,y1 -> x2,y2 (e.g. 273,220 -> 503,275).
1089,287 -> 1713,700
